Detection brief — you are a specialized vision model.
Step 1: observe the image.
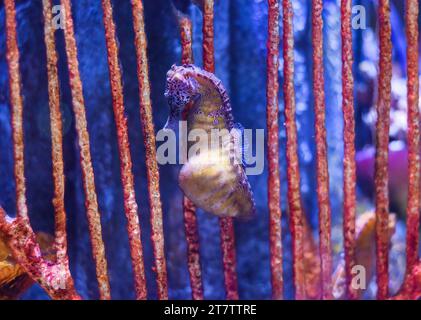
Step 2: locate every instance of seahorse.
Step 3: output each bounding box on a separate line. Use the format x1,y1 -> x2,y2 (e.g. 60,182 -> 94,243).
164,64 -> 255,219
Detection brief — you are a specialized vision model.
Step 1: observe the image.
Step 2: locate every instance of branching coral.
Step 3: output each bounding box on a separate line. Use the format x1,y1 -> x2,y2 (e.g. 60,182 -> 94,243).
404,0 -> 420,278
42,0 -> 70,283
131,0 -> 169,300
101,0 -> 149,300
375,0 -> 393,300
60,0 -> 111,299
201,0 -> 215,73
3,0 -> 27,222
282,0 -> 306,300
266,0 -> 283,300
311,0 -> 333,300
182,196 -> 203,300
340,0 -> 358,300
0,207 -> 80,300
0,232 -> 54,299
393,262 -> 421,300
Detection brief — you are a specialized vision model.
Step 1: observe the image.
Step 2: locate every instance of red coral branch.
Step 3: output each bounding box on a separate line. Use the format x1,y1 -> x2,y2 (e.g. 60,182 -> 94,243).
42,0 -> 69,273
4,0 -> 28,223
312,0 -> 332,300
179,15 -> 194,65
375,0 -> 392,300
302,222 -> 322,299
176,13 -> 204,300
202,0 -> 215,73
219,217 -> 239,300
266,0 -> 283,300
183,197 -> 204,300
60,0 -> 111,300
392,261 -> 421,300
0,208 -> 80,300
404,0 -> 420,277
282,0 -> 306,300
340,0 -> 357,300
102,0 -> 151,300
131,0 -> 169,300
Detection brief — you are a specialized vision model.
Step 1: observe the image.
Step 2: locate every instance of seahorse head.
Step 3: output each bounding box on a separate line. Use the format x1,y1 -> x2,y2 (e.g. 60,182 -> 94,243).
164,64 -> 199,130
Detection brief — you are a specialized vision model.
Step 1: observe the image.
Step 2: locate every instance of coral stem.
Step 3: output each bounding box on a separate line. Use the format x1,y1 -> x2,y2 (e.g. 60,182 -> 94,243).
102,0 -> 150,300
202,0 -> 215,73
0,207 -> 81,300
375,0 -> 392,300
42,0 -> 69,272
131,0 -> 169,300
179,15 -> 194,64
4,0 -> 28,222
177,13 -> 204,300
183,197 -> 204,300
219,217 -> 239,299
340,0 -> 358,300
282,0 -> 306,300
392,261 -> 421,300
312,0 -> 332,300
60,0 -> 111,300
266,0 -> 283,300
404,0 -> 420,278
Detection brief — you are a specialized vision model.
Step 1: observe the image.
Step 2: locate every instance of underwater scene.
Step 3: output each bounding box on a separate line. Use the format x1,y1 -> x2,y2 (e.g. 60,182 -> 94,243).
0,0 -> 420,301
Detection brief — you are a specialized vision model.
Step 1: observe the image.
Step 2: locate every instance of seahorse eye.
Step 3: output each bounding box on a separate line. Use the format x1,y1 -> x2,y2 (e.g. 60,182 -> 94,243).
165,72 -> 192,108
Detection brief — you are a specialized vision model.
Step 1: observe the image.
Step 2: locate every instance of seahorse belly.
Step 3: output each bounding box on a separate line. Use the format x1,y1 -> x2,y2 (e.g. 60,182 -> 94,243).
179,149 -> 255,218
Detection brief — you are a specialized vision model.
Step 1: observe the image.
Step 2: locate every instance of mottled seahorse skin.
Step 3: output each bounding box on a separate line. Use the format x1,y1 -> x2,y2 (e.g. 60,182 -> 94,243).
164,64 -> 255,219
